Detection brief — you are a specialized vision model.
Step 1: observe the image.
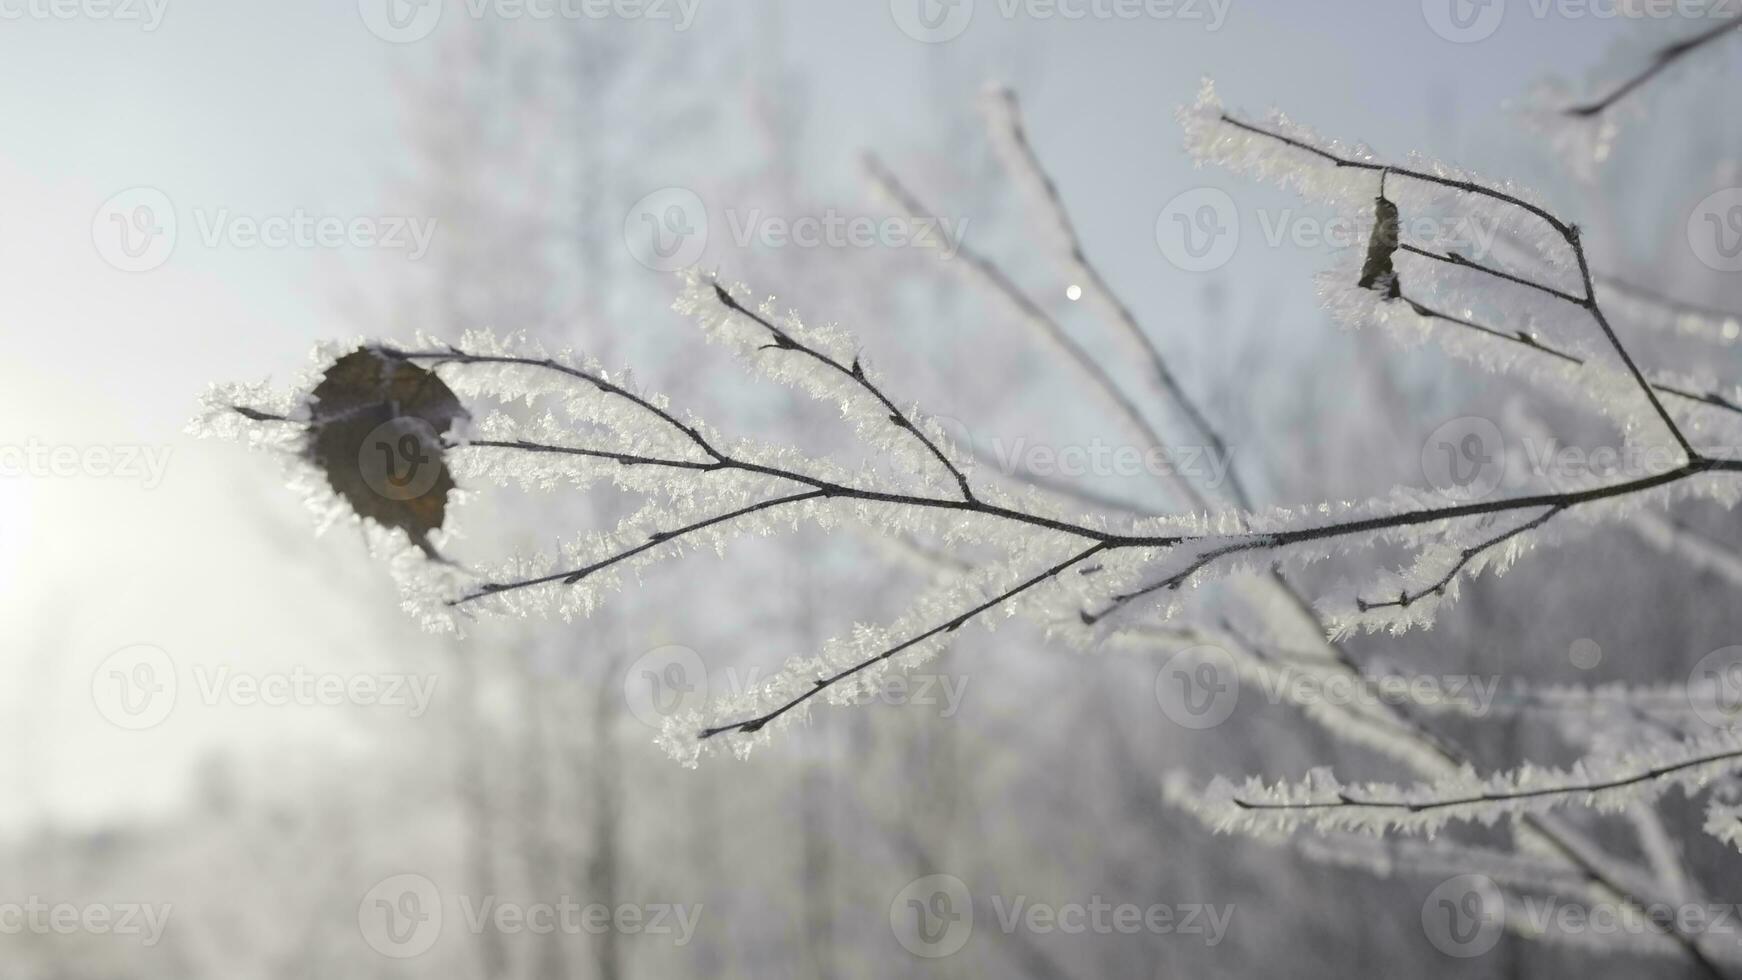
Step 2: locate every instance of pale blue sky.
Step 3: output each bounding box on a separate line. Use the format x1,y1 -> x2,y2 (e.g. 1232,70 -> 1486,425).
0,0 -> 1664,832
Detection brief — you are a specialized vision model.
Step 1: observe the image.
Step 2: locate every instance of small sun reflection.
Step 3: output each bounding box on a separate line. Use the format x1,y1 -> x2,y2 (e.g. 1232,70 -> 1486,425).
1065,284 -> 1082,301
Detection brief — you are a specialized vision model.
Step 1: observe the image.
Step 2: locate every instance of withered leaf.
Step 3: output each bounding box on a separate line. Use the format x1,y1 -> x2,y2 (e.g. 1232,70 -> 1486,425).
1357,192 -> 1403,300
304,348 -> 469,560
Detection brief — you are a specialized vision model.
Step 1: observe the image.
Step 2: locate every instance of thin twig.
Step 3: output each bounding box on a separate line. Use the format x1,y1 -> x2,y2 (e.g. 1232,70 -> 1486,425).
985,87 -> 1251,510
710,283 -> 979,503
698,541 -> 1110,738
1356,505 -> 1564,612
1219,113 -> 1696,459
1565,17 -> 1742,116
1399,295 -> 1742,419
865,155 -> 1210,513
1233,743 -> 1742,814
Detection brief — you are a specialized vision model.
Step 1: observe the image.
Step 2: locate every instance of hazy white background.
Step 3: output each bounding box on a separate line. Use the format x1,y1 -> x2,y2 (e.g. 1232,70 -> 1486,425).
1,1 -> 1729,976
